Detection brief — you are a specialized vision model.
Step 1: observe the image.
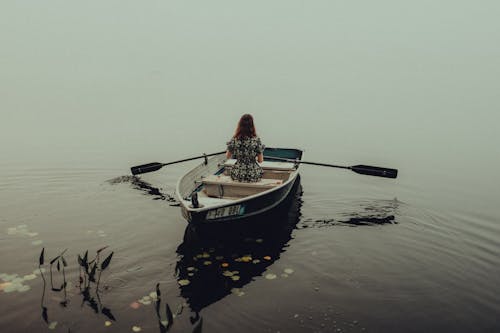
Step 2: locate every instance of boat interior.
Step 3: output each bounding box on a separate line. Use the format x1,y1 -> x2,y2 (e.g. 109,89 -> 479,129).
197,159 -> 297,201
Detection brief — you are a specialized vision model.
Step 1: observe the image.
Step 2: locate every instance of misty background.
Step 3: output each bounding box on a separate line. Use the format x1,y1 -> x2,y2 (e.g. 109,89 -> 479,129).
1,1 -> 499,209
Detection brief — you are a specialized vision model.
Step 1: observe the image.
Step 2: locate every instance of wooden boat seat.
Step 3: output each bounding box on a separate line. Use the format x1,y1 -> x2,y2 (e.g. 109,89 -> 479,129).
224,159 -> 296,171
202,174 -> 283,198
223,159 -> 295,181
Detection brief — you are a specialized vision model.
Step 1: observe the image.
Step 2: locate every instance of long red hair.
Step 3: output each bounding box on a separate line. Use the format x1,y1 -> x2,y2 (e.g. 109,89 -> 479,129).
234,114 -> 257,139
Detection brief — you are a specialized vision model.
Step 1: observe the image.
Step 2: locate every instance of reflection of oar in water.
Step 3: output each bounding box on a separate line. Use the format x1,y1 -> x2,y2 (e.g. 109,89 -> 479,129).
175,180 -> 303,313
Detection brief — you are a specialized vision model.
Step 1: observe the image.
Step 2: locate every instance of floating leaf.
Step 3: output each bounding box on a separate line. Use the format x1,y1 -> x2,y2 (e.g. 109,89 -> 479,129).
203,261 -> 212,266
265,274 -> 277,280
230,275 -> 240,281
284,268 -> 294,274
132,326 -> 142,332
48,321 -> 58,330
104,321 -> 112,327
256,239 -> 264,243
187,267 -> 196,271
221,263 -> 229,268
101,252 -> 114,270
23,274 -> 37,281
231,288 -> 245,296
0,282 -> 11,291
39,248 -> 45,265
18,285 -> 31,292
263,256 -> 271,261
178,279 -> 190,286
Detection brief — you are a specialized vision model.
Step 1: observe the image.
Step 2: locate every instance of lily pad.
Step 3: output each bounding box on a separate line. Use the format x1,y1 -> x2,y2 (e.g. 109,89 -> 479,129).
132,326 -> 142,332
23,274 -> 37,281
178,279 -> 190,286
265,273 -> 277,280
284,268 -> 294,274
222,271 -> 234,277
105,321 -> 112,327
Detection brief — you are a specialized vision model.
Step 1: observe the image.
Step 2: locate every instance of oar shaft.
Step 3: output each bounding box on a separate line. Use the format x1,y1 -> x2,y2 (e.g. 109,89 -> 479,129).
265,156 -> 349,169
162,151 -> 226,166
131,151 -> 226,175
265,156 -> 397,179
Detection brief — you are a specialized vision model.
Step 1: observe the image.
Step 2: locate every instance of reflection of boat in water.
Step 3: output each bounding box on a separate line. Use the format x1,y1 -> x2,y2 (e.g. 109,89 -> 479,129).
175,177 -> 303,313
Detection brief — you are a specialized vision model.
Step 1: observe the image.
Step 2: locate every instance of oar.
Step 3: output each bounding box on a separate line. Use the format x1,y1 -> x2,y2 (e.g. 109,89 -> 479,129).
131,151 -> 226,175
266,156 -> 398,179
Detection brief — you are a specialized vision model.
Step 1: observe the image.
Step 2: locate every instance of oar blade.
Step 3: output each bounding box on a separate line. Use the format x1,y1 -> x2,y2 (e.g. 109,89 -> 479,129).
351,165 -> 398,179
131,162 -> 164,175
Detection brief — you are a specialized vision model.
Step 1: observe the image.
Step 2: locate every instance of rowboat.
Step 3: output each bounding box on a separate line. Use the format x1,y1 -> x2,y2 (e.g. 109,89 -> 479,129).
175,148 -> 303,224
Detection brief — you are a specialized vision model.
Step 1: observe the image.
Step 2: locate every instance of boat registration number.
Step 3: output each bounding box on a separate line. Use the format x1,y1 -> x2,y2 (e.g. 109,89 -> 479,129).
206,205 -> 245,220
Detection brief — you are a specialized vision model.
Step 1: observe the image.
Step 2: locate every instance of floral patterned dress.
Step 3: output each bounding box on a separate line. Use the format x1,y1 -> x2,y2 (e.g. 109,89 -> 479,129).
226,136 -> 265,182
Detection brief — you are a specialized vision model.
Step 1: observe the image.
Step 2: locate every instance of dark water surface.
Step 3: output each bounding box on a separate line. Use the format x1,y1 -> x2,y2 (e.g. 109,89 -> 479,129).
1,159 -> 499,332
2,1 -> 500,332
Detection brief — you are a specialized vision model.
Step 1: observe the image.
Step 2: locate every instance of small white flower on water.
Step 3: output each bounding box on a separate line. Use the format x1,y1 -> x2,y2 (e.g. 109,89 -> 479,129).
265,274 -> 277,280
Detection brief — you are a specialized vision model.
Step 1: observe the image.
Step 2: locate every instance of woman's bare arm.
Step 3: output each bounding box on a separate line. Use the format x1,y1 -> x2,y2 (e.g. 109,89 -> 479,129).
257,153 -> 263,163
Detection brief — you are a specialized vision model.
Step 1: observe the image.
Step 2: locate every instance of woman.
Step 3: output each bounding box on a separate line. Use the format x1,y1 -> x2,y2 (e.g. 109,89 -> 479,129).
226,114 -> 265,182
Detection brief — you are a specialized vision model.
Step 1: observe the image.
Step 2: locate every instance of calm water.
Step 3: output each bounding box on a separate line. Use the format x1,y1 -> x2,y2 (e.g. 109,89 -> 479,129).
1,1 -> 500,332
